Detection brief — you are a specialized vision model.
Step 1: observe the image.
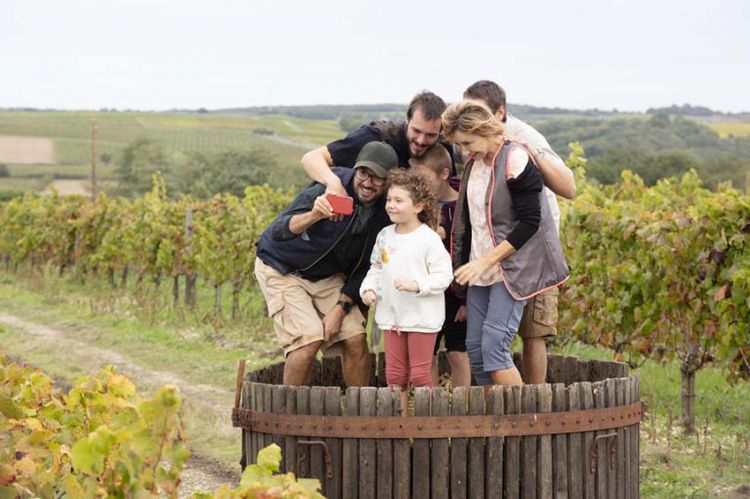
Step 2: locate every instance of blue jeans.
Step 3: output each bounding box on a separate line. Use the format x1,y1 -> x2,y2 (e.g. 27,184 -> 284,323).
466,282 -> 526,385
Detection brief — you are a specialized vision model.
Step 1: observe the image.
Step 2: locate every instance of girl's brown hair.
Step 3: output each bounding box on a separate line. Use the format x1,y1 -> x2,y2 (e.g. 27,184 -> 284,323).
441,99 -> 504,140
387,169 -> 439,230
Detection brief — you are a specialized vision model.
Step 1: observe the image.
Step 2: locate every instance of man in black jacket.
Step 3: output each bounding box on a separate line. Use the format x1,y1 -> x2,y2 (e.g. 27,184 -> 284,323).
300,90 -> 455,194
255,142 -> 398,386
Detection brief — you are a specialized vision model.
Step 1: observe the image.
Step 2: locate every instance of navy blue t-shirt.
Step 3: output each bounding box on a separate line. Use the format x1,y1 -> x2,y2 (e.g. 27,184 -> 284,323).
327,121 -> 456,174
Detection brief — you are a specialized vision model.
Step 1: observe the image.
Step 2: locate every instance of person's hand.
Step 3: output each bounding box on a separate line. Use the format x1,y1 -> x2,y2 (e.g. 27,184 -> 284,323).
311,194 -> 335,221
436,226 -> 447,240
454,256 -> 495,286
454,305 -> 467,322
394,277 -> 419,293
362,290 -> 377,306
325,178 -> 348,222
321,306 -> 345,341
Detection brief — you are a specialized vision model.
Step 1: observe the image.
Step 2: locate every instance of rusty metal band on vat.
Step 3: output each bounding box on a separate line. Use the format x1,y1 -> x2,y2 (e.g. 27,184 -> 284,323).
232,402 -> 642,439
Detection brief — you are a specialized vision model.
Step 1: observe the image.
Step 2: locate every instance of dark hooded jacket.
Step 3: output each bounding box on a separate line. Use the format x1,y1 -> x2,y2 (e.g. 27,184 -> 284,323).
256,167 -> 390,305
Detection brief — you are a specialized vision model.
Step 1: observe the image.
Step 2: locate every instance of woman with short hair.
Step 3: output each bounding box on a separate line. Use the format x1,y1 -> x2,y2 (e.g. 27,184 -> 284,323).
443,100 -> 569,386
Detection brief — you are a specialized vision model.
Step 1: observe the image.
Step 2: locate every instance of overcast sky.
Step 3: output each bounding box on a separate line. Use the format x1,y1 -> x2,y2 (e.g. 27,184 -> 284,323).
2,0 -> 749,112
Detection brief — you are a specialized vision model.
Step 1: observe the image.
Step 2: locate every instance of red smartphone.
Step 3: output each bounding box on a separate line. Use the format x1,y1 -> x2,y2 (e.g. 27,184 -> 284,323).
326,193 -> 354,215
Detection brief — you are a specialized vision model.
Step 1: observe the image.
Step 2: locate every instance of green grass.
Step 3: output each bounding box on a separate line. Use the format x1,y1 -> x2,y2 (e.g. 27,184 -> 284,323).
0,267 -> 747,495
6,162 -> 117,179
0,177 -> 46,190
709,122 -> 750,138
0,110 -> 344,193
0,111 -> 341,164
550,343 -> 749,497
0,266 -> 282,469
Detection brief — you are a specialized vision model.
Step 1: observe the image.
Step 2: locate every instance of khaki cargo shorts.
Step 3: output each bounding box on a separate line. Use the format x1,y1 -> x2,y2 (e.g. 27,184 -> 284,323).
518,287 -> 559,339
254,258 -> 367,357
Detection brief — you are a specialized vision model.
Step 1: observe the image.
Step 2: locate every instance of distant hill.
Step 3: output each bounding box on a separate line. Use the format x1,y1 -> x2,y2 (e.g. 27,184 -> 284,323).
647,103 -> 750,118
1,104 -> 748,195
212,103 -> 624,121
214,104 -> 406,120
648,104 -> 715,116
4,102 -> 748,120
537,114 -> 750,189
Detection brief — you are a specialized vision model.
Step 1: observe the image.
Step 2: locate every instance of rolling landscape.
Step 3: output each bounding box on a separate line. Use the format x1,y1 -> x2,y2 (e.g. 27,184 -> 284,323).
1,103 -> 749,200
1,103 -> 749,497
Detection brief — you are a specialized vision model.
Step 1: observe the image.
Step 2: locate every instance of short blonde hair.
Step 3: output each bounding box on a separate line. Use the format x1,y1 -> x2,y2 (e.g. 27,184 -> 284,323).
441,99 -> 504,140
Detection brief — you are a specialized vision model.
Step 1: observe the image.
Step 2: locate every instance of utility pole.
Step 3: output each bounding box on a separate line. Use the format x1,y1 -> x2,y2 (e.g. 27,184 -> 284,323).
91,120 -> 98,201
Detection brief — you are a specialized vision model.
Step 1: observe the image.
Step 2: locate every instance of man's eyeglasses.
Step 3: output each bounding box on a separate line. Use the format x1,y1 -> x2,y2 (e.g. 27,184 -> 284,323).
354,168 -> 386,186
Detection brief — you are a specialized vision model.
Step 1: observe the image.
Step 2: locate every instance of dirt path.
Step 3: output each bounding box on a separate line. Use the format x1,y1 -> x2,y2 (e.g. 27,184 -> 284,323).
0,312 -> 240,496
0,135 -> 55,164
253,131 -> 320,150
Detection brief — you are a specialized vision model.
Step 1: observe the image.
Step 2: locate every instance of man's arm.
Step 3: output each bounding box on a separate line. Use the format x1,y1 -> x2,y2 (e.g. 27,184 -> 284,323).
287,194 -> 335,235
505,130 -> 576,199
300,146 -> 347,196
531,148 -> 576,199
301,124 -> 385,196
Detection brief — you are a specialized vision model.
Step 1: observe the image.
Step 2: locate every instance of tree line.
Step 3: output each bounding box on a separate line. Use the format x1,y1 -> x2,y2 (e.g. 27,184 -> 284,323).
538,114 -> 750,190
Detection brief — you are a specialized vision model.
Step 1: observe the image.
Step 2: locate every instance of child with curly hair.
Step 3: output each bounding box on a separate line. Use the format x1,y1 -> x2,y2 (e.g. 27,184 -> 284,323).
360,169 -> 453,414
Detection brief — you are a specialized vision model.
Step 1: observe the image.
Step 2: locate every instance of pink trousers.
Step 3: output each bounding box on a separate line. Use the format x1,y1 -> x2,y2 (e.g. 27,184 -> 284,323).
384,330 -> 437,391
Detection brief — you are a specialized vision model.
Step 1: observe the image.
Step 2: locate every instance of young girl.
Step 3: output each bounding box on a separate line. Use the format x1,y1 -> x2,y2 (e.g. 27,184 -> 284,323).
360,169 -> 453,414
410,146 -> 472,388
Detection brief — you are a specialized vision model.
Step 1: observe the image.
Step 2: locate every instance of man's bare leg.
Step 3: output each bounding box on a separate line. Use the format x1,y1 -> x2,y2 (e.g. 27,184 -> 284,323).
490,366 -> 523,386
283,341 -> 323,386
522,337 -> 548,384
447,351 -> 472,387
342,334 -> 371,387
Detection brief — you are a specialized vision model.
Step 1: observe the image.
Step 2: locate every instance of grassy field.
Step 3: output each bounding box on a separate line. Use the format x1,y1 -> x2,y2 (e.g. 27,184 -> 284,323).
0,266 -> 747,497
0,111 -> 344,192
709,122 -> 750,138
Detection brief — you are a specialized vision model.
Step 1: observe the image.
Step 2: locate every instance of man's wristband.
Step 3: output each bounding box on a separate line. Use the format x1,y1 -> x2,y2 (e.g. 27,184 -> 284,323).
336,300 -> 352,314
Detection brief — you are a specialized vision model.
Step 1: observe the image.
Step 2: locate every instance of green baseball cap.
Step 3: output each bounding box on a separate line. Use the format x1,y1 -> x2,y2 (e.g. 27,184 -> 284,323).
353,141 -> 398,178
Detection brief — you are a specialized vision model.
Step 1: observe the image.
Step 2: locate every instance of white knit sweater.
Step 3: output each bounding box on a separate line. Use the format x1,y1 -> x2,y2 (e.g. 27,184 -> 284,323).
360,224 -> 453,333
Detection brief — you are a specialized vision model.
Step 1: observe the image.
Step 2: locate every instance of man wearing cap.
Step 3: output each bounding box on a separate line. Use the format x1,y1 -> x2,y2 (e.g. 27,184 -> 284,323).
255,141 -> 399,386
301,90 -> 455,196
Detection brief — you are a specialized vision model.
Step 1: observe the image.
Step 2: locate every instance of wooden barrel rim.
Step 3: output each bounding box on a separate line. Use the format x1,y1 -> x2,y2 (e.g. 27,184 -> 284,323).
232,400 -> 642,438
